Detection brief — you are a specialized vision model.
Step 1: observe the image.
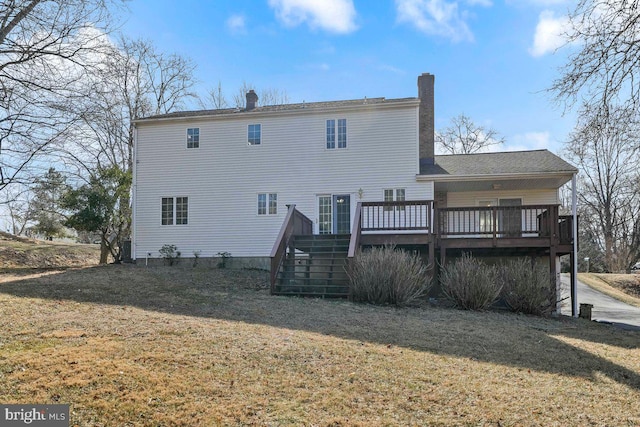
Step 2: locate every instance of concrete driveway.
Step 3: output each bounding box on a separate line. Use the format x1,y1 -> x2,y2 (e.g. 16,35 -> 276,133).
561,275 -> 640,330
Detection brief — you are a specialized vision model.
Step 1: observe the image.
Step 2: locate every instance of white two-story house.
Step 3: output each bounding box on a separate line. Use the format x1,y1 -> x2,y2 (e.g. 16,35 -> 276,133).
132,73 -> 579,311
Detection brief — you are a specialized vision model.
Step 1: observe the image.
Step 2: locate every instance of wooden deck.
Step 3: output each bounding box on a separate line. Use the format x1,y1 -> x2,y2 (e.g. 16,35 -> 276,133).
270,201 -> 577,298
352,201 -> 575,253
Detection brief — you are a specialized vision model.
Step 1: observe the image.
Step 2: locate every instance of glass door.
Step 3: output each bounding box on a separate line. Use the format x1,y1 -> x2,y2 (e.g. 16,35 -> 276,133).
333,195 -> 351,234
317,194 -> 351,234
318,195 -> 332,234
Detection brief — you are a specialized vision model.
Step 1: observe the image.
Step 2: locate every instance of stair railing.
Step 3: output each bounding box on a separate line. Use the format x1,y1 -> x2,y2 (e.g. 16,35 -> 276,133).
347,202 -> 362,260
270,204 -> 313,293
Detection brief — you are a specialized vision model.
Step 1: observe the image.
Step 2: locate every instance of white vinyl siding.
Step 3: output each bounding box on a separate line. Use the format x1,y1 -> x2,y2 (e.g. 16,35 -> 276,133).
134,102 -> 430,259
446,189 -> 559,208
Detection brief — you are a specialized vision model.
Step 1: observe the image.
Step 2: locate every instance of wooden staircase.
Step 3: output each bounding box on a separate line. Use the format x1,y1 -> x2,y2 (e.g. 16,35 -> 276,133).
273,234 -> 350,298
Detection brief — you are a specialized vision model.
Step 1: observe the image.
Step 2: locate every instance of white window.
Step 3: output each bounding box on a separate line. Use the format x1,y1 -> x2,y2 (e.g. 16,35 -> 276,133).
248,124 -> 261,145
326,119 -> 346,149
258,193 -> 277,215
161,197 -> 188,225
384,188 -> 405,211
187,128 -> 199,149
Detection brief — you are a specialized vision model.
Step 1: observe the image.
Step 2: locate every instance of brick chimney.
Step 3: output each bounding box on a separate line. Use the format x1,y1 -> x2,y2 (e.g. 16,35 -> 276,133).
418,73 -> 435,171
246,90 -> 258,111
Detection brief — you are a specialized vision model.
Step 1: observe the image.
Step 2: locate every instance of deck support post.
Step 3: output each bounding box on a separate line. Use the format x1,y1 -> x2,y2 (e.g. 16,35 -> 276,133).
428,234 -> 435,280
569,249 -> 576,316
571,173 -> 578,317
549,246 -> 557,312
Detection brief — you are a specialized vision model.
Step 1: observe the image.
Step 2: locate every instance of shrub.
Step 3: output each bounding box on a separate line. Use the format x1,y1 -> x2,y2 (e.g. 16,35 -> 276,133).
498,257 -> 555,316
440,253 -> 501,310
159,244 -> 180,266
216,251 -> 232,269
347,245 -> 430,307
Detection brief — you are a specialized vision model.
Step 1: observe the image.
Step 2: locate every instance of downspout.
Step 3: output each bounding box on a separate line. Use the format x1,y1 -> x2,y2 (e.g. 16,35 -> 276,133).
572,173 -> 578,317
131,124 -> 138,262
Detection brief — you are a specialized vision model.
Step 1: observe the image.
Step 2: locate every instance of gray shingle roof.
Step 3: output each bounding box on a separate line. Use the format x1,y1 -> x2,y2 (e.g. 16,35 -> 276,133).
136,97 -> 416,122
421,150 -> 577,176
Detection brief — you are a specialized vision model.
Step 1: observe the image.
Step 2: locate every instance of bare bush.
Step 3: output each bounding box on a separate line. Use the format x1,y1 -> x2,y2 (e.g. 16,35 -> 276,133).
348,245 -> 430,307
441,254 -> 501,310
498,258 -> 555,316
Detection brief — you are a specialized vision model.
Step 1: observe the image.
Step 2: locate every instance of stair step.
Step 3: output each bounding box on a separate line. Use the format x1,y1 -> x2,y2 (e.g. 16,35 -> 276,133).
275,233 -> 352,298
274,292 -> 349,298
277,282 -> 348,288
284,261 -> 348,267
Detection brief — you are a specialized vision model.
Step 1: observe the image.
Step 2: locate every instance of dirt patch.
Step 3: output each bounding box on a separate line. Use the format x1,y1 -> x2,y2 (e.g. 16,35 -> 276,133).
0,265 -> 638,426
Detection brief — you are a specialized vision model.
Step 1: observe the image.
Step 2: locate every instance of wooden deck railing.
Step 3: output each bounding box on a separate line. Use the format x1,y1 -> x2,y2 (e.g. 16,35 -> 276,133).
269,204 -> 313,292
558,214 -> 577,246
360,200 -> 433,232
436,204 -> 562,240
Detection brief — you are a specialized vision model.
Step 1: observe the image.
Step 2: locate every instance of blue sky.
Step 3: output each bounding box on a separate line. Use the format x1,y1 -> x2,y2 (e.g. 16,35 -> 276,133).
121,0 -> 576,154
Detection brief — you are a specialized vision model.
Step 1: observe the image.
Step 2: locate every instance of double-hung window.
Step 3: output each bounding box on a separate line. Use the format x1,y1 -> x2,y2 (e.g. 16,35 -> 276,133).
161,197 -> 189,225
187,128 -> 199,149
258,193 -> 277,215
248,124 -> 261,145
383,188 -> 406,211
326,119 -> 347,149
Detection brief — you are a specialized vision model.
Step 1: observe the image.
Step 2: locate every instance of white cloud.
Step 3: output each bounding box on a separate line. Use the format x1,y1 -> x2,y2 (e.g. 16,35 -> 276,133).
529,10 -> 568,57
466,0 -> 492,7
268,0 -> 358,34
504,131 -> 551,151
506,0 -> 569,6
378,64 -> 405,75
226,14 -> 247,34
395,0 -> 474,42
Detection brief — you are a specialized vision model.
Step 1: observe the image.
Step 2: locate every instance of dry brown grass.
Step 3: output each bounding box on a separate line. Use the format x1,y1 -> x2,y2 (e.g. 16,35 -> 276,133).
0,265 -> 639,426
579,273 -> 640,308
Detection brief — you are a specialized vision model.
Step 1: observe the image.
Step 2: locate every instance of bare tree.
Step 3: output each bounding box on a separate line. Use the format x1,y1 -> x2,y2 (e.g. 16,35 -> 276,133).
436,114 -> 505,154
0,0 -> 124,191
58,36 -> 197,262
1,184 -> 34,235
232,81 -> 290,108
565,103 -> 640,272
551,0 -> 640,117
199,81 -> 229,110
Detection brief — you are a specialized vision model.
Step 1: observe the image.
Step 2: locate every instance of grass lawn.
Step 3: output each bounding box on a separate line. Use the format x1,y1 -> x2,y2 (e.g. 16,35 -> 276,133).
0,263 -> 639,426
